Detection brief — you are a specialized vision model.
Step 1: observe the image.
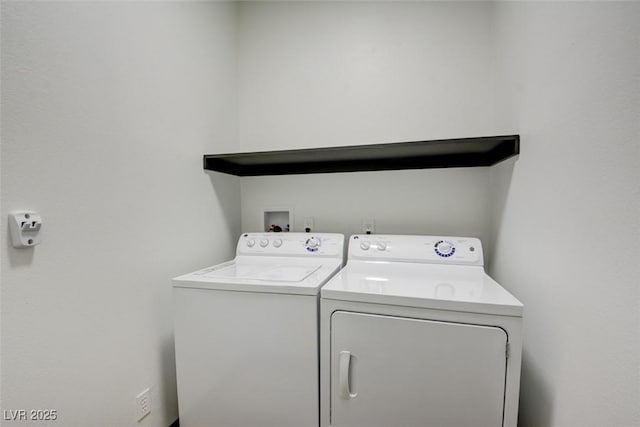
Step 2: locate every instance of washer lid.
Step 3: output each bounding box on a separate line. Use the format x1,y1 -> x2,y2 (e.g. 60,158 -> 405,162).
321,261 -> 523,317
173,257 -> 342,295
196,261 -> 322,282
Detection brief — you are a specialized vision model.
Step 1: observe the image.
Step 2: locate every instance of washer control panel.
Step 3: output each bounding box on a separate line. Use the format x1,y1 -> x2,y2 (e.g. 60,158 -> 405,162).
349,234 -> 483,266
237,233 -> 344,258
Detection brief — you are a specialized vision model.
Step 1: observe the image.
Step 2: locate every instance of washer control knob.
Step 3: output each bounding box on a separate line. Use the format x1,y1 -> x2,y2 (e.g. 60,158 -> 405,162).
434,240 -> 456,257
246,239 -> 256,248
273,239 -> 283,248
259,239 -> 269,248
377,242 -> 387,251
305,237 -> 321,252
360,241 -> 371,251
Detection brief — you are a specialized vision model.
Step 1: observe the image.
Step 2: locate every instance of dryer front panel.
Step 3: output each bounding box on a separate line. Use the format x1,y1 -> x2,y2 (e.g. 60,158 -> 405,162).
330,311 -> 508,427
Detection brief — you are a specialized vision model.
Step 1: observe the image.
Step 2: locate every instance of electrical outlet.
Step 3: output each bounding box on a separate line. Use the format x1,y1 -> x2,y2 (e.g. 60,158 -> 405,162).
362,219 -> 375,235
303,217 -> 314,233
136,388 -> 151,422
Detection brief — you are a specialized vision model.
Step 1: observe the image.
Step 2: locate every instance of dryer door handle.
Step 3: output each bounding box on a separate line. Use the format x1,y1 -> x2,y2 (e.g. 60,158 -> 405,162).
339,351 -> 357,400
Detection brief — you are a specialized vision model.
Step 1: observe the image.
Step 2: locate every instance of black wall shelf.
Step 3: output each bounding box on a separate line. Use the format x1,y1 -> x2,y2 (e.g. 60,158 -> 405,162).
203,135 -> 519,176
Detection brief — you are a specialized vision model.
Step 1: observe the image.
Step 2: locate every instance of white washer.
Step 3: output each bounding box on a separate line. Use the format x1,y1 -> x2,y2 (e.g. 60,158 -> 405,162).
320,235 -> 523,427
173,232 -> 344,427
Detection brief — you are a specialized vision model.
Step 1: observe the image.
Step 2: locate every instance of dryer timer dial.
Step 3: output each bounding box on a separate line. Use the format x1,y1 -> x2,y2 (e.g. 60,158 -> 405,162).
434,240 -> 456,257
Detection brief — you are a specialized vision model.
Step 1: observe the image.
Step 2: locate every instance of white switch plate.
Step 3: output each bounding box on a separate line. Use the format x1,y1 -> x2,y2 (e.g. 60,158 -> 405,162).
136,388 -> 151,422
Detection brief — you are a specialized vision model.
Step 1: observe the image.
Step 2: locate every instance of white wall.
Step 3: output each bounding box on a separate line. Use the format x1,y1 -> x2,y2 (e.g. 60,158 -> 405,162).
241,168 -> 491,242
490,3 -> 640,426
237,1 -> 500,249
237,1 -> 501,151
0,2 -> 240,426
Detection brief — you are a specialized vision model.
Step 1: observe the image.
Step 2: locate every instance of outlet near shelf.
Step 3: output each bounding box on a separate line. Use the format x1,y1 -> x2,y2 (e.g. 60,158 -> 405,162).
362,219 -> 375,235
303,217 -> 314,233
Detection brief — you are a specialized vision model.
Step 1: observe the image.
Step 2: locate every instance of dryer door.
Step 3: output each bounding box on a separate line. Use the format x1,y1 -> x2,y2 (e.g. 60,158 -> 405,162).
330,311 -> 507,427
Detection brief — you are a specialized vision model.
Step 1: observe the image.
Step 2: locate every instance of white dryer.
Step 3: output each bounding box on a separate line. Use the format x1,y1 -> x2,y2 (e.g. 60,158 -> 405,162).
320,235 -> 523,427
173,232 -> 344,427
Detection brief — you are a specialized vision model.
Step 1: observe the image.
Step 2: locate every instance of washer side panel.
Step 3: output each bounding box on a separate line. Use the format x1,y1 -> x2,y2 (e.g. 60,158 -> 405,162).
174,288 -> 318,427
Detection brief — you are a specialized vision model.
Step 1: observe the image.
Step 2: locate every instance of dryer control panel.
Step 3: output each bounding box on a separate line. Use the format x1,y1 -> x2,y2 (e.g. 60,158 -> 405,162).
349,234 -> 483,266
237,232 -> 344,258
